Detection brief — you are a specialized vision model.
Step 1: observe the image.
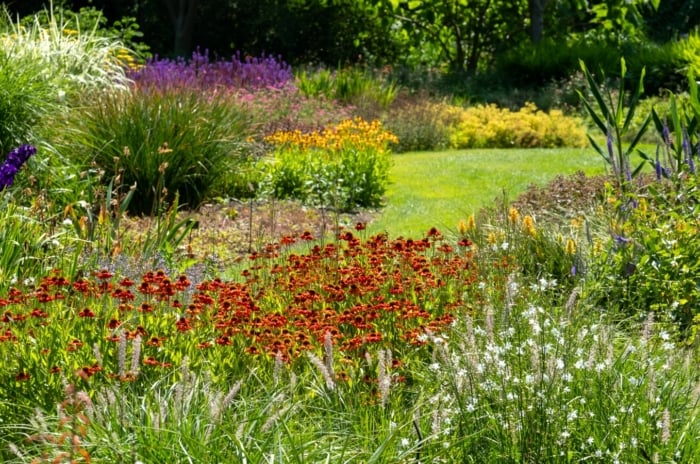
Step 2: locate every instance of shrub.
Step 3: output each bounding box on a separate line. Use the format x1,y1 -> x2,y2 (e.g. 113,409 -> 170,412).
672,31 -> 700,79
382,97 -> 462,153
53,87 -> 254,216
449,103 -> 588,149
263,118 -> 397,211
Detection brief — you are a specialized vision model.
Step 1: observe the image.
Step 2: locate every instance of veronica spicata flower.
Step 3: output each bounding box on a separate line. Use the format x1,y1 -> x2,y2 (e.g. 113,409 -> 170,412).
0,144 -> 36,190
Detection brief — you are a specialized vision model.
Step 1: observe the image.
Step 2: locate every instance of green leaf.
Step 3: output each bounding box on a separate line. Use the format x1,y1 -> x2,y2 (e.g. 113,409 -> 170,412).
580,60 -> 611,126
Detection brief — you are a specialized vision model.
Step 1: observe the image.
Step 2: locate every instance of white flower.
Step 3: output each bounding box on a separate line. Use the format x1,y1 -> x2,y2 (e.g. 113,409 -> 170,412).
62,218 -> 73,226
429,363 -> 440,372
501,242 -> 509,250
400,438 -> 410,448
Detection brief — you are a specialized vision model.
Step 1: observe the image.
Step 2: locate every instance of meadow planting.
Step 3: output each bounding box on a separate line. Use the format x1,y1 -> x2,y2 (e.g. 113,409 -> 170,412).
2,6 -> 700,463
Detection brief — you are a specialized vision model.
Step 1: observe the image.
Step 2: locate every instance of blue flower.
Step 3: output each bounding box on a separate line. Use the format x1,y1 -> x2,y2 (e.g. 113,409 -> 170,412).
0,144 -> 36,190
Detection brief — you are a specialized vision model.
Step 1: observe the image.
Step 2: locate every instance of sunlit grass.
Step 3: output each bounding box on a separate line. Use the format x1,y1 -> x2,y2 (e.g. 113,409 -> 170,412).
370,147 -> 606,238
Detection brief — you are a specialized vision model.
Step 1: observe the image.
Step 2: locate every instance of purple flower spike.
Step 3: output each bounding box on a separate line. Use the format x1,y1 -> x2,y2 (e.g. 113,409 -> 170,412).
128,48 -> 294,92
0,144 -> 36,190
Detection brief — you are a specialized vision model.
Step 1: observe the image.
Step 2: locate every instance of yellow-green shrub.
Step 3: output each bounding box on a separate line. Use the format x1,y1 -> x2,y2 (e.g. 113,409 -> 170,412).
449,102 -> 588,149
672,31 -> 700,78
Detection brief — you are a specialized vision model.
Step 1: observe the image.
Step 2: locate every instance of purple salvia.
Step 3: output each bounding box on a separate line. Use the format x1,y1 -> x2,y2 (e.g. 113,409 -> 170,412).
655,149 -> 663,180
606,127 -> 618,178
662,121 -> 672,147
0,144 -> 36,190
683,127 -> 695,174
623,156 -> 632,182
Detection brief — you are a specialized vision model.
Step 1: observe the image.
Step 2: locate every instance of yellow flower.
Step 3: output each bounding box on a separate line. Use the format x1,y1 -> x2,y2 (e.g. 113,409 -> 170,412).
593,239 -> 603,256
457,214 -> 476,235
565,238 -> 576,255
522,215 -> 536,237
508,206 -> 520,225
487,231 -> 497,245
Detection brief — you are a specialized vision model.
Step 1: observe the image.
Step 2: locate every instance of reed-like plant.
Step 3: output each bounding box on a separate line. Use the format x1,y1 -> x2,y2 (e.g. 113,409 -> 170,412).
54,87 -> 254,216
578,58 -> 651,192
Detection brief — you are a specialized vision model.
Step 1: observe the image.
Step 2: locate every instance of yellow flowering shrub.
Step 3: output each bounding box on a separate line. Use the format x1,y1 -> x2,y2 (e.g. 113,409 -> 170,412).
449,102 -> 587,149
263,118 -> 396,210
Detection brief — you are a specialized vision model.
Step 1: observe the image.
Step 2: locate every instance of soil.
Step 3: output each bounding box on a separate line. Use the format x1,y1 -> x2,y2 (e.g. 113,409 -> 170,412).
121,171 -> 613,267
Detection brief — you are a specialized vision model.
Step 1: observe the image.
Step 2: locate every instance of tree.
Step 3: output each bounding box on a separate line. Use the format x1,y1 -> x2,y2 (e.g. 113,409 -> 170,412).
528,0 -> 549,43
162,0 -> 196,57
385,0 -> 527,73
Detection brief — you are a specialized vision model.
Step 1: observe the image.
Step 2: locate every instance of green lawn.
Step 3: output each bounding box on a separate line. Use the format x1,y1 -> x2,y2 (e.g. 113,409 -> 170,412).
369,147 -> 607,238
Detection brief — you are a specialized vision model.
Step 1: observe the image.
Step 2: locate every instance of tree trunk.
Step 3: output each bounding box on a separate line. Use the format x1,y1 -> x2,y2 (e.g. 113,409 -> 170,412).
163,0 -> 196,56
529,0 -> 548,43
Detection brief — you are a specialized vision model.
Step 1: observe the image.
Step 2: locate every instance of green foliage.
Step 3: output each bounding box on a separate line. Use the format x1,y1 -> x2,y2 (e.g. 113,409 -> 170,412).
381,0 -> 526,73
264,142 -> 392,212
672,31 -> 700,79
586,180 -> 700,338
0,48 -> 54,153
0,196 -> 63,285
382,98 -> 461,152
586,72 -> 700,339
53,87 -> 253,216
449,102 -> 588,149
579,58 -> 650,192
0,5 -> 129,153
296,66 -> 398,118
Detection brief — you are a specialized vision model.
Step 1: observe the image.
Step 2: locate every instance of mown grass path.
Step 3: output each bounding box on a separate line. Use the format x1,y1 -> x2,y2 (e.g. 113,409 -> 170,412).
369,148 -> 605,238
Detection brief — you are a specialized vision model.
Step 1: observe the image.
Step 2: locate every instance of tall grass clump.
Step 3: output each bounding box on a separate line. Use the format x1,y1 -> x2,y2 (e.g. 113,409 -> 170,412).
0,7 -> 126,153
0,6 -> 129,100
54,86 -> 253,216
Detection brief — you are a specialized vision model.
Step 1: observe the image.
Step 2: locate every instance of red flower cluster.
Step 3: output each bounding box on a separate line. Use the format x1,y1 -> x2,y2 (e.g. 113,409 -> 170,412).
0,229 -> 491,381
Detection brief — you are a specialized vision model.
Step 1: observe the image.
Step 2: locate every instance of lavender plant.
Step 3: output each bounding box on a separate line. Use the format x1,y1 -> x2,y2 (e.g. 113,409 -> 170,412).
127,49 -> 293,92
